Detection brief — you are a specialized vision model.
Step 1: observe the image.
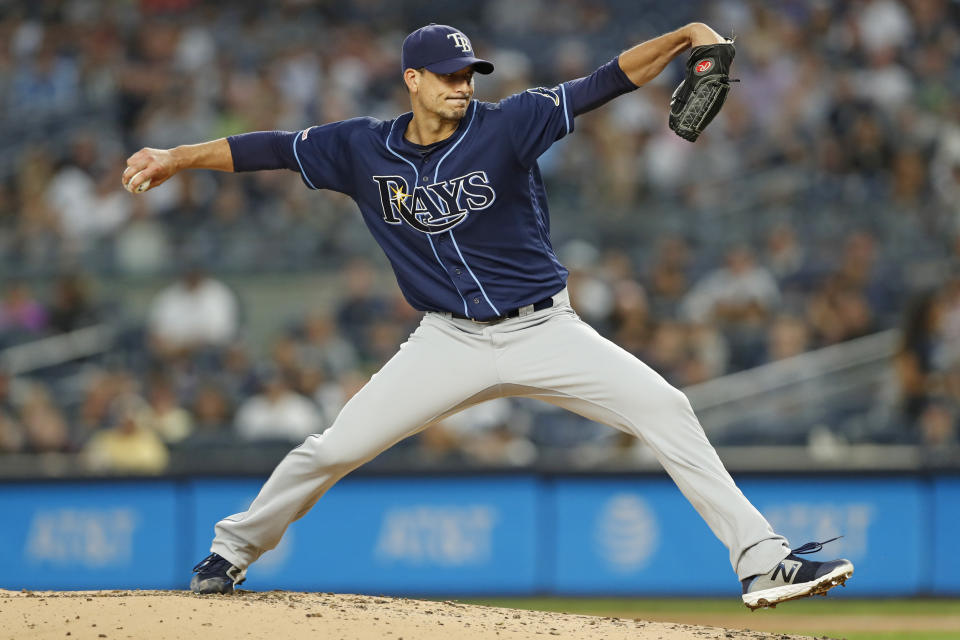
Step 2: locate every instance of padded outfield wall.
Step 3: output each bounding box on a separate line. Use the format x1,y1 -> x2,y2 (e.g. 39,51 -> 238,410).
1,473 -> 957,595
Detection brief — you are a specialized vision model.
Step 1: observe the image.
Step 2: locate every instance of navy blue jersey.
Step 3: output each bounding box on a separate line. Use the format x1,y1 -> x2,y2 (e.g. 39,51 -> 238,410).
229,60 -> 636,320
290,87 -> 575,320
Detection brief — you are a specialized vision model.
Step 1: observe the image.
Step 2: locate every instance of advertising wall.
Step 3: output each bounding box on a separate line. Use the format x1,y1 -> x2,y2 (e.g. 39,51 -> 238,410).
0,473 -> 956,595
189,476 -> 541,593
550,477 -> 929,596
933,476 -> 960,594
0,482 -> 181,590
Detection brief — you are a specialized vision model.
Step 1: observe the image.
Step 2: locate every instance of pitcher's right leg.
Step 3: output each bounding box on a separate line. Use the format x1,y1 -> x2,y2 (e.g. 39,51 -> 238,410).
206,314 -> 500,573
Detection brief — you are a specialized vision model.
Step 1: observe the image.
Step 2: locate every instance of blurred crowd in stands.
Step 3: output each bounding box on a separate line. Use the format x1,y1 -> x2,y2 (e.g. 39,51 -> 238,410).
1,0 -> 960,473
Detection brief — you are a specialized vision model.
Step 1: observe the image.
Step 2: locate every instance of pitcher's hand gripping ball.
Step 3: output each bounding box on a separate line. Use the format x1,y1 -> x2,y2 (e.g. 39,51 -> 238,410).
124,171 -> 151,193
669,41 -> 736,142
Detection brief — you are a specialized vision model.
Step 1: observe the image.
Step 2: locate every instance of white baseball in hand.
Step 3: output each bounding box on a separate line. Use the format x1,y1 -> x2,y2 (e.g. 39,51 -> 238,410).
124,171 -> 151,194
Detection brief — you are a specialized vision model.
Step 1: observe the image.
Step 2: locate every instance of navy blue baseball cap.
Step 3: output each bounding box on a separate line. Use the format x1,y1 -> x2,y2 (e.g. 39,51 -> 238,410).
401,24 -> 494,75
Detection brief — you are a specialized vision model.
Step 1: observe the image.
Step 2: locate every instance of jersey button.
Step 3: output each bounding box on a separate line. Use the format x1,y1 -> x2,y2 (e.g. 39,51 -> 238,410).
422,177 -> 428,182
455,268 -> 462,275
473,297 -> 480,304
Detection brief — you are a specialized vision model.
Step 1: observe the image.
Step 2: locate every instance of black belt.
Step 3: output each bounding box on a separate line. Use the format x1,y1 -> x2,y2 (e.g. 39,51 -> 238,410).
451,295 -> 555,324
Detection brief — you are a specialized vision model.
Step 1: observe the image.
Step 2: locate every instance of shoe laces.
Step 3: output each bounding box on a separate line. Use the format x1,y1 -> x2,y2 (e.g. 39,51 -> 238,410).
790,536 -> 842,555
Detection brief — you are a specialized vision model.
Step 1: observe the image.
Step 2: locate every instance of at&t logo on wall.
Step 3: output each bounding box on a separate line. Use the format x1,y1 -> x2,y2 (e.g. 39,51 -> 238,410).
595,494 -> 659,572
375,505 -> 497,566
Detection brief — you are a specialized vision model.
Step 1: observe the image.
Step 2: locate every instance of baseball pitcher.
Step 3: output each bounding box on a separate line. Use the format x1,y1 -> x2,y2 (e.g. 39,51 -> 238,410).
123,22 -> 852,609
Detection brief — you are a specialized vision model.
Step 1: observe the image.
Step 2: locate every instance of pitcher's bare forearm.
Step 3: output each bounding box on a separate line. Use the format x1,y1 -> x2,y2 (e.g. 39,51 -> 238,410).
618,22 -> 725,87
171,139 -> 235,172
122,138 -> 234,193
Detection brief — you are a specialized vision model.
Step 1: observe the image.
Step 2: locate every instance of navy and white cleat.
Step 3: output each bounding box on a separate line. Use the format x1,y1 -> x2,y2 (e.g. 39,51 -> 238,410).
190,553 -> 247,594
742,537 -> 853,610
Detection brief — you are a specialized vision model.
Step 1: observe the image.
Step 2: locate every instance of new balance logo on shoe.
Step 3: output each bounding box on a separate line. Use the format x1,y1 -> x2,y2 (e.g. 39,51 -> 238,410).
741,538 -> 854,611
770,559 -> 802,583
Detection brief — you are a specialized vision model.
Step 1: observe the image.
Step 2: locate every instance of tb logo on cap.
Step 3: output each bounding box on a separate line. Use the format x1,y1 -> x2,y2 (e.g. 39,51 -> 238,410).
447,32 -> 472,52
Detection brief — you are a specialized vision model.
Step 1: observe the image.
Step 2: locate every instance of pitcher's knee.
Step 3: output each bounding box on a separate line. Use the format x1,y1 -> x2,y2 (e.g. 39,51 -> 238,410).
293,432 -> 372,473
650,384 -> 695,418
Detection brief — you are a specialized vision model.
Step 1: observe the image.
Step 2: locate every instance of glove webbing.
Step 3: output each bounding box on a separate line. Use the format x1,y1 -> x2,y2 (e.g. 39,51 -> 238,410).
673,77 -> 731,141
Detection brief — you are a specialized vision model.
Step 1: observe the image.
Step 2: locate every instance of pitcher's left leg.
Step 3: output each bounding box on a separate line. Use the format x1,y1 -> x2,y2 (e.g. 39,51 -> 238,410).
495,308 -> 789,579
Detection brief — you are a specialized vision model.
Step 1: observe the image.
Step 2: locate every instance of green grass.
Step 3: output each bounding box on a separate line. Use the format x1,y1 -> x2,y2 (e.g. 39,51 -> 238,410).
460,597 -> 960,616
456,598 -> 960,639
836,635 -> 957,640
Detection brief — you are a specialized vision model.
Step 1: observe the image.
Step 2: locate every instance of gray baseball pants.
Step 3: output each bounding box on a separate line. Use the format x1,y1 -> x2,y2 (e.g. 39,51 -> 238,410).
212,289 -> 790,580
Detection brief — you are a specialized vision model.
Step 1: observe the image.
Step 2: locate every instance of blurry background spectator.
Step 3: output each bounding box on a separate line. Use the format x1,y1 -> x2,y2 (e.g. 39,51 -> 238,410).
234,367 -> 324,443
146,265 -> 239,359
82,393 -> 170,474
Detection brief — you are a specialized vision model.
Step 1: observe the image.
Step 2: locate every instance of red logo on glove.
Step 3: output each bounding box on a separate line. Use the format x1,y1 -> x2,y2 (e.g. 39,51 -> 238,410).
695,59 -> 712,74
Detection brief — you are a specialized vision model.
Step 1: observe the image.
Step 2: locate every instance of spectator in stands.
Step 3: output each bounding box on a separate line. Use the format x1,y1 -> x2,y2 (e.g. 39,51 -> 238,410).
11,149 -> 62,273
445,400 -> 536,467
0,280 -> 48,339
19,383 -> 70,453
894,288 -> 958,442
83,393 -> 169,474
686,323 -> 730,383
45,135 -> 132,252
146,264 -> 239,359
681,245 -> 781,325
765,315 -> 811,362
46,272 -> 100,334
234,366 -> 323,443
269,333 -> 303,384
296,311 -> 358,378
645,235 -> 693,318
335,257 -> 389,362
681,246 -> 780,369
415,399 -> 536,467
806,276 -> 878,346
612,306 -> 650,361
142,374 -> 193,443
643,320 -> 689,385
0,367 -> 24,453
606,275 -> 651,367
74,368 -> 127,443
763,223 -> 808,289
190,383 -> 233,434
173,382 -> 234,450
212,342 -> 259,404
7,36 -> 80,118
917,400 -> 958,447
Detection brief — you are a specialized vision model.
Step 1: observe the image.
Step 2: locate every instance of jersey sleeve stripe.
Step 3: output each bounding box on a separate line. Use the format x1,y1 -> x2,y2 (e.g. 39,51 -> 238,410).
560,83 -> 571,134
292,130 -> 318,190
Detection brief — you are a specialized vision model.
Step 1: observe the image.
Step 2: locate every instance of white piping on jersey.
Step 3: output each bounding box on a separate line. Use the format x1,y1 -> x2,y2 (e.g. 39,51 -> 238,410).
448,232 -> 500,315
560,84 -> 571,134
427,234 -> 468,315
293,129 -> 318,189
431,102 -> 501,317
432,101 -> 477,184
384,118 -> 470,315
527,168 -> 565,282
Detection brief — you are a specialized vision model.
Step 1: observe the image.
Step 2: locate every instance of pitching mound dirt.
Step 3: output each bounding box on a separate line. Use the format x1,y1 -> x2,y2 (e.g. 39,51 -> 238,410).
1,589 -> 833,640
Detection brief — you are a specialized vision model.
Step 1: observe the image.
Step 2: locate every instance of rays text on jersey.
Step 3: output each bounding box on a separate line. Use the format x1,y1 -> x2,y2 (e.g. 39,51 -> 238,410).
372,172 -> 496,234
